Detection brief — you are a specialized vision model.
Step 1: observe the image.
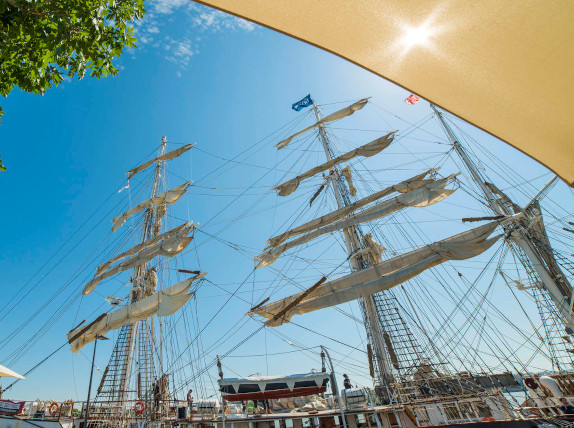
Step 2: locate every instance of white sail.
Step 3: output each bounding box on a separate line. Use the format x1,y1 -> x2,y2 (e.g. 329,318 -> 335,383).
97,223 -> 193,276
267,169 -> 439,248
83,223 -> 196,295
127,144 -> 194,180
250,222 -> 502,326
112,182 -> 191,232
69,274 -> 206,352
276,98 -> 369,150
257,181 -> 455,268
275,132 -> 396,196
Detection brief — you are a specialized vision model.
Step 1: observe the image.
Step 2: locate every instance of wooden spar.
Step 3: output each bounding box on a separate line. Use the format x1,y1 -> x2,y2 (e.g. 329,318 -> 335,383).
367,343 -> 375,378
309,183 -> 326,207
178,269 -> 202,275
97,366 -> 110,394
462,215 -> 505,223
250,297 -> 270,312
71,319 -> 86,331
68,313 -> 107,344
267,276 -> 327,324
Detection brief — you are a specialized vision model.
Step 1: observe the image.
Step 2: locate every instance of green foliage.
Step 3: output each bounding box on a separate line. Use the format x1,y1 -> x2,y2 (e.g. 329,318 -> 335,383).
0,0 -> 145,97
0,0 -> 146,172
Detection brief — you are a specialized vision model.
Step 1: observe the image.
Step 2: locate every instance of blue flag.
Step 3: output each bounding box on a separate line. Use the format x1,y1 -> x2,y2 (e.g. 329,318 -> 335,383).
292,94 -> 313,111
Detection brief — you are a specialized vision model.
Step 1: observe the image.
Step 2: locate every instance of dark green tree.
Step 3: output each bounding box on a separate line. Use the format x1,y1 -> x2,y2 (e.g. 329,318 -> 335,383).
0,0 -> 146,171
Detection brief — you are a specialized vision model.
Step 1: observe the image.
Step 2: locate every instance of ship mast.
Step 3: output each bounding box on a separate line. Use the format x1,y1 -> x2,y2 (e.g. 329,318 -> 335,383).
431,105 -> 573,331
118,136 -> 168,419
311,101 -> 395,401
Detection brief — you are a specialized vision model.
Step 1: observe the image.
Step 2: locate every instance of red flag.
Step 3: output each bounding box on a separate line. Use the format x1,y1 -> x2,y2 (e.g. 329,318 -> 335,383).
405,94 -> 420,105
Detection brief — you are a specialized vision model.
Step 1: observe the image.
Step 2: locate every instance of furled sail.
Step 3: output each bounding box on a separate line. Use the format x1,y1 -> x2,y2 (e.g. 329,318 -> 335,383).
257,180 -> 455,268
276,98 -> 368,150
340,166 -> 357,196
127,144 -> 194,180
275,132 -> 396,196
83,223 -> 196,295
111,182 -> 191,232
267,169 -> 439,248
97,223 -> 193,276
250,221 -> 502,326
69,274 -> 205,352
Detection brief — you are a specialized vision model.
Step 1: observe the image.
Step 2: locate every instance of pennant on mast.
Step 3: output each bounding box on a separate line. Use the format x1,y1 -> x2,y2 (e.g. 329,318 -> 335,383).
274,132 -> 396,197
250,221 -> 503,326
127,144 -> 194,180
276,98 -> 369,150
112,182 -> 191,232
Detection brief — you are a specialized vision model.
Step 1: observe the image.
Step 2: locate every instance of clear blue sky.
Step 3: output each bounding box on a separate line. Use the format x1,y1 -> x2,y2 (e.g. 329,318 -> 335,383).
1,0 -> 573,403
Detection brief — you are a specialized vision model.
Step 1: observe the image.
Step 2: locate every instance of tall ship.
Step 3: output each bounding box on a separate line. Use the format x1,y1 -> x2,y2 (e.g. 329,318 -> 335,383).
1,95 -> 574,428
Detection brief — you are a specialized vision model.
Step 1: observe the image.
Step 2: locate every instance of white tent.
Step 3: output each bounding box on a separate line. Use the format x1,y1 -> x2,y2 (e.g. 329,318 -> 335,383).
0,364 -> 25,379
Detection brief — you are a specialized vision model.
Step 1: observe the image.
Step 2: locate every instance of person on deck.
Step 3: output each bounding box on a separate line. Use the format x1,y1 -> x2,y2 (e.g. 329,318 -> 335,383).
559,398 -> 574,415
187,389 -> 194,416
153,378 -> 160,411
343,374 -> 352,389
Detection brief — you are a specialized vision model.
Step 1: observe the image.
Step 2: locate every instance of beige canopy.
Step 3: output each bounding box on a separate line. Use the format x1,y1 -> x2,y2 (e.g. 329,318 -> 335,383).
0,364 -> 24,379
195,1 -> 574,186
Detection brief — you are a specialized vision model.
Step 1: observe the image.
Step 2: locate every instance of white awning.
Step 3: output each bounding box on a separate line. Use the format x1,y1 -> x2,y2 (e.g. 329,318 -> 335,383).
0,364 -> 25,379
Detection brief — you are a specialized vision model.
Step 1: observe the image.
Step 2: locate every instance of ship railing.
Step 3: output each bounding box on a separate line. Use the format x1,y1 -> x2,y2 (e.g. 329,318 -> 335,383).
79,398 -> 194,421
5,399 -> 80,420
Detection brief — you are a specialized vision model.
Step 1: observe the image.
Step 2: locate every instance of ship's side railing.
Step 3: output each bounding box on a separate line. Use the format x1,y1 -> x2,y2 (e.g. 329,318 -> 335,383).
6,397 -> 574,428
2,399 -> 81,420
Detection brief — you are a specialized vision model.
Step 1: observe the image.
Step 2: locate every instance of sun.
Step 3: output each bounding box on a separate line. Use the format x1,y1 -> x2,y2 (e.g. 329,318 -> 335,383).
401,24 -> 433,49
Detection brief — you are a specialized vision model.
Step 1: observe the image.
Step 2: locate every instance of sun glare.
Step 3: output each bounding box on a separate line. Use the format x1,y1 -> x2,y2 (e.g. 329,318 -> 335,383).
402,24 -> 432,49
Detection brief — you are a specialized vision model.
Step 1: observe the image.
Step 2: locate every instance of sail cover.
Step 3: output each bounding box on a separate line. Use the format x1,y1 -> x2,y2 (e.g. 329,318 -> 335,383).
127,144 -> 194,180
112,182 -> 191,232
267,169 -> 438,248
275,132 -> 396,196
250,221 -> 502,326
276,98 -> 368,150
219,372 -> 330,400
83,223 -> 196,295
257,180 -> 455,268
69,274 -> 205,352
